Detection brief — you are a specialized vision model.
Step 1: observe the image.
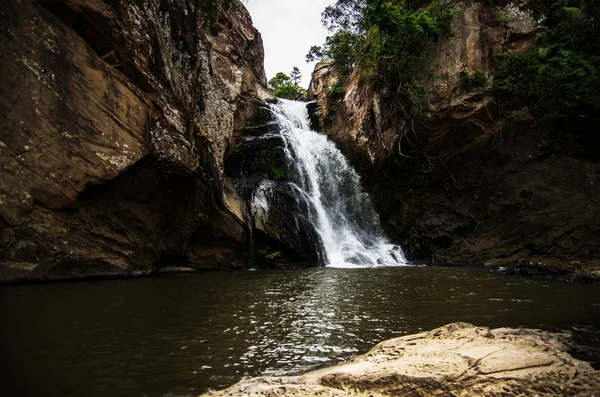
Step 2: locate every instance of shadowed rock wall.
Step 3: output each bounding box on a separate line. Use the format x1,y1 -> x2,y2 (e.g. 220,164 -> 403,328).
0,0 -> 275,281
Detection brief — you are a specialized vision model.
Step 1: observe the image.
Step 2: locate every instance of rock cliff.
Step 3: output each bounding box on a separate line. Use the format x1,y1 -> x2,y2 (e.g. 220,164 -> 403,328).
308,0 -> 600,281
0,0 -> 275,282
201,323 -> 600,396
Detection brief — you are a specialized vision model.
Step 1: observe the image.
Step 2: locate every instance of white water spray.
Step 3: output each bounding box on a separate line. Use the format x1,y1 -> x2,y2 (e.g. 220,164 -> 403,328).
253,99 -> 406,268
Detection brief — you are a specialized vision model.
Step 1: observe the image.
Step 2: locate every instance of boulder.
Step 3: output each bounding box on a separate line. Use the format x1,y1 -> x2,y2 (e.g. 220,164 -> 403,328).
200,323 -> 599,397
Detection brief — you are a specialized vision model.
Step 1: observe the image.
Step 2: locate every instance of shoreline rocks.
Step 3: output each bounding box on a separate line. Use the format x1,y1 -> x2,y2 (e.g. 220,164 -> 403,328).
200,322 -> 600,397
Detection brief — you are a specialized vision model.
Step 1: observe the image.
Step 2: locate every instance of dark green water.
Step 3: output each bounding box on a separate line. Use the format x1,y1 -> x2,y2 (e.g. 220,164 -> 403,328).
1,266 -> 599,397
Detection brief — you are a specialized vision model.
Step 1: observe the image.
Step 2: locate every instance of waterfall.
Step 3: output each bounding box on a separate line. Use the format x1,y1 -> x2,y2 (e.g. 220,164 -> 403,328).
252,99 -> 406,268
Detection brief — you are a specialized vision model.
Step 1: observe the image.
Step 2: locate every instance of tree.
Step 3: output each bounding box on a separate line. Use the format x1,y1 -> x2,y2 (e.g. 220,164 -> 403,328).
306,45 -> 327,63
493,0 -> 600,154
321,0 -> 369,34
269,69 -> 302,100
268,72 -> 291,90
307,0 -> 457,106
274,82 -> 300,100
290,67 -> 302,85
305,30 -> 364,77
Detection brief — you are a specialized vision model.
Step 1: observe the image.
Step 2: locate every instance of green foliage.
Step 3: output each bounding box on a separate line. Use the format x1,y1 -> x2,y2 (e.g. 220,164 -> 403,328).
270,166 -> 286,181
329,80 -> 346,101
306,46 -> 326,62
306,30 -> 365,77
493,0 -> 600,154
257,248 -> 281,262
307,0 -> 458,108
360,1 -> 457,107
321,0 -> 369,34
290,67 -> 302,85
472,71 -> 488,87
459,70 -> 488,92
268,72 -> 291,90
184,0 -> 234,27
269,69 -> 302,100
274,83 -> 300,100
265,251 -> 281,260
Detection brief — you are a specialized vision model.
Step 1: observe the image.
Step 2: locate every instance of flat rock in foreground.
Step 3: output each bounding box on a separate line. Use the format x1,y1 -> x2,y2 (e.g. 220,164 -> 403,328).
201,323 -> 599,397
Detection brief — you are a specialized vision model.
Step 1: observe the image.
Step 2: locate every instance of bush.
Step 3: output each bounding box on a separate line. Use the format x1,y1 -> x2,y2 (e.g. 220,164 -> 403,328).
329,80 -> 345,101
493,1 -> 600,154
460,70 -> 488,92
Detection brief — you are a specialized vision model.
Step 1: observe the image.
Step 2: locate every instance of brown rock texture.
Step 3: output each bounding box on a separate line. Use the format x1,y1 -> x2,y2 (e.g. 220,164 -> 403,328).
0,0 -> 274,282
200,323 -> 600,397
306,59 -> 341,131
307,1 -> 600,280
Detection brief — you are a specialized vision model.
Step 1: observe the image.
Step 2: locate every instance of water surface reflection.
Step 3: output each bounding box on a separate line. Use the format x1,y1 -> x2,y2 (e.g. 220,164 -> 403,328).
1,267 -> 599,397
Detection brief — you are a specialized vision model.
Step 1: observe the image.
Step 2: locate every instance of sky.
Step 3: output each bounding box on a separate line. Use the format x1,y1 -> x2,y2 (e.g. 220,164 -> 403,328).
244,0 -> 337,88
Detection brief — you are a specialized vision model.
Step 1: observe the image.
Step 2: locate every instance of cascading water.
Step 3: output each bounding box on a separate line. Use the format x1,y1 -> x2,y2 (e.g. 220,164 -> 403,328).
251,99 -> 405,268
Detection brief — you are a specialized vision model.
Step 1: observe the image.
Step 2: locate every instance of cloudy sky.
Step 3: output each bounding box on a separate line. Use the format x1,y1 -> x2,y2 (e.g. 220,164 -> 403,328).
244,0 -> 337,88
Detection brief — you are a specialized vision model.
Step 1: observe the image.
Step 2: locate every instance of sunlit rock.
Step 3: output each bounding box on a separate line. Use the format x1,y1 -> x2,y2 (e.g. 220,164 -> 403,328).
201,323 -> 599,397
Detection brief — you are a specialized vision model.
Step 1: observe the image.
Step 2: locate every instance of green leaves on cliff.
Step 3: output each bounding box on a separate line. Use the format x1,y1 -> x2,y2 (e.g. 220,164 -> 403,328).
493,0 -> 600,153
307,0 -> 457,108
184,0 -> 234,26
306,31 -> 365,77
329,80 -> 346,101
361,1 -> 456,107
460,71 -> 488,92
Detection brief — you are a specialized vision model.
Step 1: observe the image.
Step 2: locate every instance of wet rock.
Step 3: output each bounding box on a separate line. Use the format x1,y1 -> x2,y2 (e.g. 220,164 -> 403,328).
225,108 -> 325,265
225,133 -> 289,198
250,182 -> 325,265
239,106 -> 280,137
200,323 -> 599,397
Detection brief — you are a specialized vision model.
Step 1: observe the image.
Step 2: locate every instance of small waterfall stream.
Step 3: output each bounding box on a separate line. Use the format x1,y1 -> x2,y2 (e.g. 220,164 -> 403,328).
252,99 -> 405,268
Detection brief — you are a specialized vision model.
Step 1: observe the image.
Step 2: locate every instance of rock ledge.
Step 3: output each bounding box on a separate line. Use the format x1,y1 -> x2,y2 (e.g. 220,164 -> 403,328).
201,322 -> 599,397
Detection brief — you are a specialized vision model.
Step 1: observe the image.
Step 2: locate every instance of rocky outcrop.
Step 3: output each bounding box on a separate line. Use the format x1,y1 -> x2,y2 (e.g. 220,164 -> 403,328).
306,59 -> 341,131
0,0 -> 274,282
308,1 -> 600,280
200,322 -> 600,396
